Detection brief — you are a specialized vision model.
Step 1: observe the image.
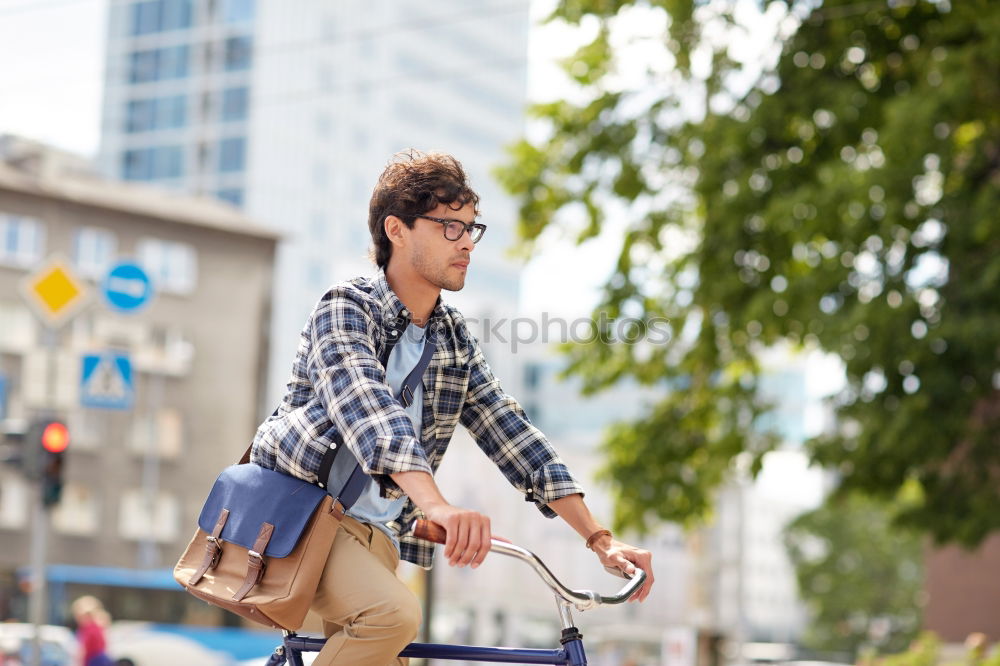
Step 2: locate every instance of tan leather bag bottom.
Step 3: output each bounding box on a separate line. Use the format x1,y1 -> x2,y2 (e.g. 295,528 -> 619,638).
173,495 -> 341,630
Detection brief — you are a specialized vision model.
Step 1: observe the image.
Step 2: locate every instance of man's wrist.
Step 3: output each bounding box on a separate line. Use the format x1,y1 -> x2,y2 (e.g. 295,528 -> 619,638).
585,529 -> 613,551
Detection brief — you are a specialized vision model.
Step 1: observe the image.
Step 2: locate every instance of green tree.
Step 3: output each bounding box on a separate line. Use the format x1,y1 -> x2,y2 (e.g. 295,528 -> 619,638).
784,493 -> 924,657
498,0 -> 1000,545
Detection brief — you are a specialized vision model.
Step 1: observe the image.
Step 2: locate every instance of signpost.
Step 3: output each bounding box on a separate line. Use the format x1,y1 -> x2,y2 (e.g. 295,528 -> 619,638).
100,260 -> 161,567
16,256 -> 158,663
18,256 -> 90,666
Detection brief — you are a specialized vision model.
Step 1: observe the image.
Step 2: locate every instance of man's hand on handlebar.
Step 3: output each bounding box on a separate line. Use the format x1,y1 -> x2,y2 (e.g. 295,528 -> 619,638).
389,471 -> 494,569
588,535 -> 654,603
422,504 -> 492,569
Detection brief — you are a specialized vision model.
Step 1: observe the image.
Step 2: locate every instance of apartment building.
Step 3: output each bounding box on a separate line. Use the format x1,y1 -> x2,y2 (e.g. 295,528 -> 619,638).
0,135 -> 277,625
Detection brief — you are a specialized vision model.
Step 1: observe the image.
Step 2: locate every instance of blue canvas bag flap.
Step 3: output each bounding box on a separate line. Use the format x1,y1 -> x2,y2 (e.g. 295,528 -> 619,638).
197,464 -> 328,558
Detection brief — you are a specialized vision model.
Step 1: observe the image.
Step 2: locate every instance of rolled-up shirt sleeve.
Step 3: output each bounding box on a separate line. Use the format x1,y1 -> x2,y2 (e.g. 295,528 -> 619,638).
458,331 -> 584,517
306,287 -> 432,496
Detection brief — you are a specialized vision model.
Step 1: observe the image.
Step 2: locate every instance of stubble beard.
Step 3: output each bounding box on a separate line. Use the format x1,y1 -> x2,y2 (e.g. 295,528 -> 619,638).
412,246 -> 466,292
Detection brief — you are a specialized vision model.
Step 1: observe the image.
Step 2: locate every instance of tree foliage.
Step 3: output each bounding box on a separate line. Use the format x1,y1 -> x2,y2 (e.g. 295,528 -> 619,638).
784,493 -> 924,657
497,0 -> 1000,544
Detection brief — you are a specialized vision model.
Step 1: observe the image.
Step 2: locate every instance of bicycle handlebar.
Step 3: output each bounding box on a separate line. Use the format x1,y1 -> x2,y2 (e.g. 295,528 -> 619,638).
411,520 -> 646,612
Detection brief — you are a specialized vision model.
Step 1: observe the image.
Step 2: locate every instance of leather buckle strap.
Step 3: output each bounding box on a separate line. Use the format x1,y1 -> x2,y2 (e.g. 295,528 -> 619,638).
189,508 -> 230,585
206,536 -> 223,568
233,523 -> 274,601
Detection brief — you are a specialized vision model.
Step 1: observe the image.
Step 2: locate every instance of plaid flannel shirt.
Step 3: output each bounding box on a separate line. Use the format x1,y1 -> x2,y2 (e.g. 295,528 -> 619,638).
250,269 -> 584,568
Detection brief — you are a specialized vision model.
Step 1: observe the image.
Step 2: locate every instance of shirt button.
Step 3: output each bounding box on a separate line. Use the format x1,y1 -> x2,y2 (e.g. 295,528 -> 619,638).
400,308 -> 409,317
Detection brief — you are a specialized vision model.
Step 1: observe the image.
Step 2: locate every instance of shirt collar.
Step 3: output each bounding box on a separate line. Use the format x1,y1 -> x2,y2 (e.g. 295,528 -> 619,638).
373,268 -> 446,328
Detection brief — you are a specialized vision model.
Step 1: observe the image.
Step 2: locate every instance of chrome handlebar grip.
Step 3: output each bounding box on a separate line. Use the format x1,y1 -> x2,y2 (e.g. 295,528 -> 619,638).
488,538 -> 645,611
410,520 -> 645,611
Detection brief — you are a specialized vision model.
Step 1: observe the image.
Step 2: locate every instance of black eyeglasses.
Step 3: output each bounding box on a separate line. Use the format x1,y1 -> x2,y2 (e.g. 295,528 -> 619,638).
412,214 -> 487,243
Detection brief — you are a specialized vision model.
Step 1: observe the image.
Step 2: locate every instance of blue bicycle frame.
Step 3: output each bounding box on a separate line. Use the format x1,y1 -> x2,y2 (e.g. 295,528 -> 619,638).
269,626 -> 587,665
263,521 -> 646,666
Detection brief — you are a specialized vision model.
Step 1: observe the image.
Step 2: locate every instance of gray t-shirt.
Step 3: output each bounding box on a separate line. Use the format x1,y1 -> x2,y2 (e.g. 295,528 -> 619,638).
324,322 -> 426,551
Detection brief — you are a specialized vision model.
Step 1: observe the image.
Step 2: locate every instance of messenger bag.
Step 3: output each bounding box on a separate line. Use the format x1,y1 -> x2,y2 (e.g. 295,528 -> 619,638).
173,334 -> 436,630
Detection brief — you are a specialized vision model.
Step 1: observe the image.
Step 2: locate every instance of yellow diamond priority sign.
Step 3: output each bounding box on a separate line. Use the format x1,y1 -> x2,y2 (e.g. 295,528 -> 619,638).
20,255 -> 90,327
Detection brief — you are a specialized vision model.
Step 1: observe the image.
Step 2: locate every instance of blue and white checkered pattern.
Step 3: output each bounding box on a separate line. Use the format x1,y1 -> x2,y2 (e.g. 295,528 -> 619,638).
250,270 -> 583,568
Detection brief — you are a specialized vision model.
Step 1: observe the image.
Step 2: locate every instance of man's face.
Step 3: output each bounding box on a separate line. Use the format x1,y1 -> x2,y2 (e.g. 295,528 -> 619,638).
405,202 -> 477,292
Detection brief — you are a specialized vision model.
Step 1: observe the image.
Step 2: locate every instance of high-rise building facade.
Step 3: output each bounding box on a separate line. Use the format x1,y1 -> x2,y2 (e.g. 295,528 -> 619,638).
97,0 -> 531,409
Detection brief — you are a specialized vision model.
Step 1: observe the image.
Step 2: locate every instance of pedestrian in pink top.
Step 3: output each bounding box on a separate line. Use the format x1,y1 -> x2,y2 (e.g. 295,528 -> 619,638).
71,596 -> 113,666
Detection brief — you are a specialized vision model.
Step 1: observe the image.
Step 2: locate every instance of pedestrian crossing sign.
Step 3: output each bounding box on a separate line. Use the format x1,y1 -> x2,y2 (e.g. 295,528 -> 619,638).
81,351 -> 134,410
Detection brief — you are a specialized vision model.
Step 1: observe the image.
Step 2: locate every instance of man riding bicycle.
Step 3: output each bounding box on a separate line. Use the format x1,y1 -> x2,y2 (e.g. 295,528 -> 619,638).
250,150 -> 654,666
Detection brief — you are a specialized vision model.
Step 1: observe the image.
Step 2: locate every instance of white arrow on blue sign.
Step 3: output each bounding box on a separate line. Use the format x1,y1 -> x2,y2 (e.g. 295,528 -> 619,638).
81,351 -> 135,410
102,261 -> 154,313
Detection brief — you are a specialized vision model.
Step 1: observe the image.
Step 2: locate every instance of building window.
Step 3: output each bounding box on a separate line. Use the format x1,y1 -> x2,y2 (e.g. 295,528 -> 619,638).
129,0 -> 193,36
220,86 -> 248,122
128,45 -> 190,83
524,363 -> 543,390
130,1 -> 158,35
218,136 -> 246,173
52,483 -> 99,536
0,213 -> 45,267
221,0 -> 254,23
119,488 -> 180,542
0,471 -> 29,529
122,145 -> 184,181
216,188 -> 243,206
315,112 -> 331,137
137,237 -> 197,294
224,35 -> 253,71
313,161 -> 329,188
307,258 -> 327,289
0,303 -> 35,352
73,227 -> 118,279
129,407 -> 183,458
125,95 -> 187,133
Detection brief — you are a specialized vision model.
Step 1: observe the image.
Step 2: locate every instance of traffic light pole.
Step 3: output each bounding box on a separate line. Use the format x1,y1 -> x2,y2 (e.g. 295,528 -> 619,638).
27,327 -> 60,666
27,479 -> 48,666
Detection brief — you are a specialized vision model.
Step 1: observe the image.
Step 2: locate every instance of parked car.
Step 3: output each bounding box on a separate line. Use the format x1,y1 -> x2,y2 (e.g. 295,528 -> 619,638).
0,623 -> 76,666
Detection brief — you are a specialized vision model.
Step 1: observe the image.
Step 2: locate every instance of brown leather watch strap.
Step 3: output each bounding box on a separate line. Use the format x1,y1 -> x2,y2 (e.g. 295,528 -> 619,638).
233,522 -> 274,601
189,508 -> 230,585
585,529 -> 613,551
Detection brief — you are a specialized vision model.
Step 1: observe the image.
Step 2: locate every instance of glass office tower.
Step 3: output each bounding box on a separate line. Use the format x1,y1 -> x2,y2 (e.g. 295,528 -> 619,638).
98,0 -> 530,407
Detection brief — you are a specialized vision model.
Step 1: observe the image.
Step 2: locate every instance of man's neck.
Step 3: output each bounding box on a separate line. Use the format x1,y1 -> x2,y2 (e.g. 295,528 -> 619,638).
384,261 -> 440,327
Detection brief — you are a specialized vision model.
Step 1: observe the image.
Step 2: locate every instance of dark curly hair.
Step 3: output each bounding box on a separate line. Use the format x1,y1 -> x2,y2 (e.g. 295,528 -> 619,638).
368,149 -> 480,269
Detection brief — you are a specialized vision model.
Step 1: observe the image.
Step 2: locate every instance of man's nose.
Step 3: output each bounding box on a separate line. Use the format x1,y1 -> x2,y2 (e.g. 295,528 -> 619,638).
457,227 -> 475,252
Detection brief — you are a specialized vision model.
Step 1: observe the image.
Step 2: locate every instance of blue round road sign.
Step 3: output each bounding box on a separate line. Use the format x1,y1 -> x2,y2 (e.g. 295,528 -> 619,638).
102,261 -> 154,313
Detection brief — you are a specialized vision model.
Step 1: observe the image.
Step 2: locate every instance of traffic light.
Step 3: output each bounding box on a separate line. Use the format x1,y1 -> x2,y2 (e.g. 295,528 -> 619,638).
40,421 -> 68,507
24,419 -> 68,507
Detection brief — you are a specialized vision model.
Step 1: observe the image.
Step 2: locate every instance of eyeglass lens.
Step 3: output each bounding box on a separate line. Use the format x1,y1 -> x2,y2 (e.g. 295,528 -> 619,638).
445,221 -> 484,243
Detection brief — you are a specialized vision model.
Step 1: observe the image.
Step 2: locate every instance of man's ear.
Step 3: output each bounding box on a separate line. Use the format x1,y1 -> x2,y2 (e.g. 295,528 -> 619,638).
384,215 -> 407,249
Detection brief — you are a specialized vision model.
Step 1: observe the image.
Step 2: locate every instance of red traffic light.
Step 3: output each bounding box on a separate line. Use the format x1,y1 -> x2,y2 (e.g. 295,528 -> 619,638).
41,422 -> 69,453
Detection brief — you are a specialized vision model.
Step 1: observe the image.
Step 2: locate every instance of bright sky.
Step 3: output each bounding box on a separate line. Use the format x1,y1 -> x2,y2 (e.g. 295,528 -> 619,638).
0,0 -> 108,156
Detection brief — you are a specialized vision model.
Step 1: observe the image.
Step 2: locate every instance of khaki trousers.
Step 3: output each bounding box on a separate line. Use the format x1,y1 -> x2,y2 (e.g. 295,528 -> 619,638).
310,515 -> 421,666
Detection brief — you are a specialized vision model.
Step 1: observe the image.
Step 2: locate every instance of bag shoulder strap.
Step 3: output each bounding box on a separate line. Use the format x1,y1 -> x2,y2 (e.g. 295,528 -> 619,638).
331,336 -> 436,509
241,324 -> 438,509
